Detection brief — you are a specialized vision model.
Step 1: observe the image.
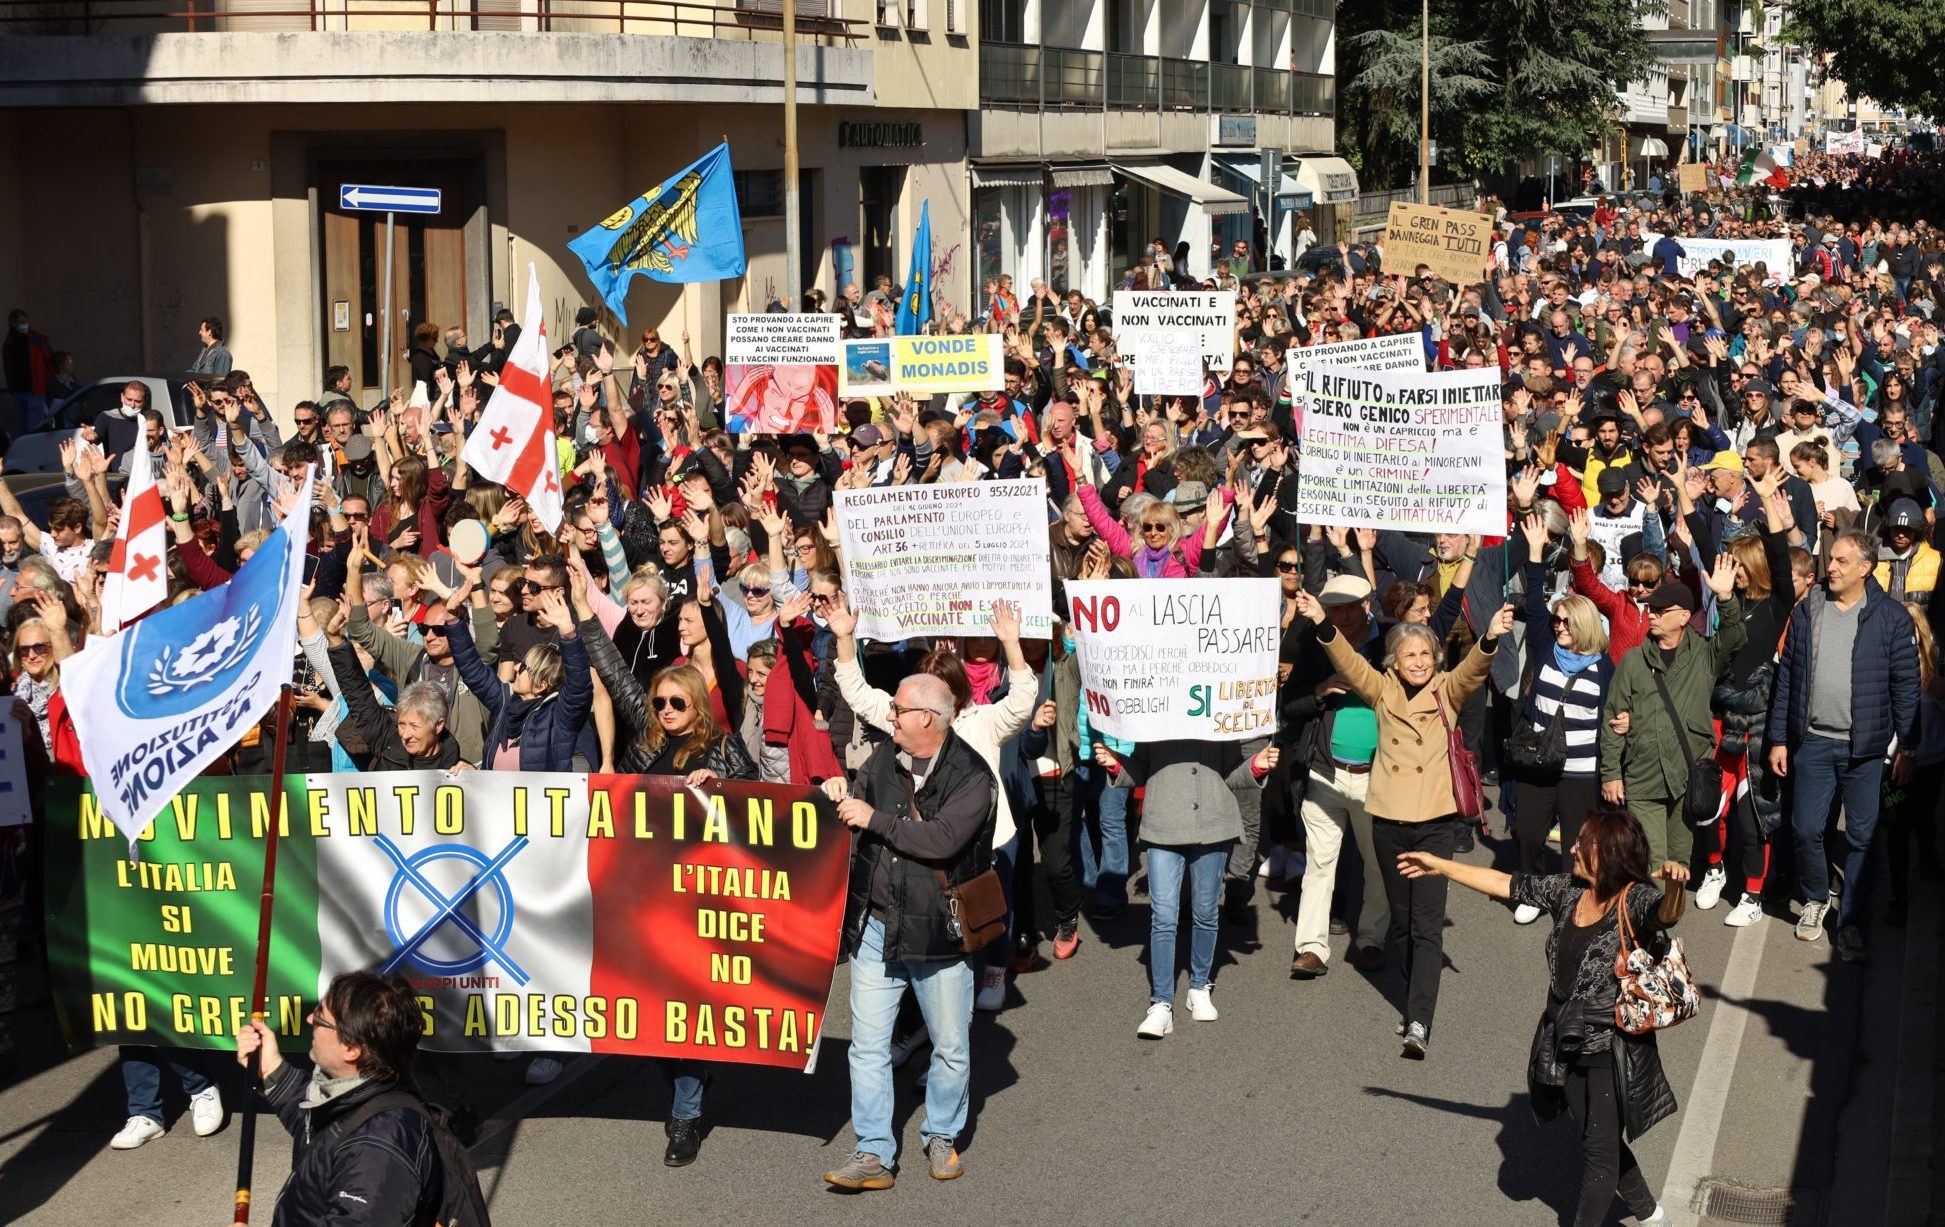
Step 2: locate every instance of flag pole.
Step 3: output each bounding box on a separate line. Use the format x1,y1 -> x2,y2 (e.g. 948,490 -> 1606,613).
234,684 -> 296,1224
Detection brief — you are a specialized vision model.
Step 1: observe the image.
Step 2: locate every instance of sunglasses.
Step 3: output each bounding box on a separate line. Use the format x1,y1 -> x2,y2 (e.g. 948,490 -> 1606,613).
294,416 -> 317,426
1627,578 -> 1657,591
523,581 -> 563,593
743,586 -> 771,599
343,511 -> 370,521
809,591 -> 836,604
651,695 -> 691,712
1275,561 -> 1301,574
16,642 -> 50,656
1140,523 -> 1172,534
1549,615 -> 1568,627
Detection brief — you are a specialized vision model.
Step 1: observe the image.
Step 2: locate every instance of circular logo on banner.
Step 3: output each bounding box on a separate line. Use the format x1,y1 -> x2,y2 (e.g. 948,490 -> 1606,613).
382,843 -> 523,980
115,602 -> 268,719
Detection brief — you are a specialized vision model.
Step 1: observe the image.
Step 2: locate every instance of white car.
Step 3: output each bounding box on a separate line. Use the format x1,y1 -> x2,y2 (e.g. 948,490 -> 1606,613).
6,375 -> 195,473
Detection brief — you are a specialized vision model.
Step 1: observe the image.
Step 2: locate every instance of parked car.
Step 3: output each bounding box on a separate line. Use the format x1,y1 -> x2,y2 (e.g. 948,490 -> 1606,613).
4,375 -> 195,474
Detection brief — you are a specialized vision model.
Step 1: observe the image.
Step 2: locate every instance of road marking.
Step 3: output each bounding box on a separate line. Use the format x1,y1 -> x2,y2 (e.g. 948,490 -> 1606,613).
471,1054 -> 606,1153
1660,917 -> 1769,1226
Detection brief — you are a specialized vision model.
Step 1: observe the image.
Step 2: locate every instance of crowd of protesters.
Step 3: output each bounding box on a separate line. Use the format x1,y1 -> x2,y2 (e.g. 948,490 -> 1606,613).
2,144 -> 1944,1221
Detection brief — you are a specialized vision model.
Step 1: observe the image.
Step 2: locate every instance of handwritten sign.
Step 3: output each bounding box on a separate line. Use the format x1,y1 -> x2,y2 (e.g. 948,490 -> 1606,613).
1294,362 -> 1505,535
1066,578 -> 1280,742
1124,330 -> 1206,397
1678,163 -> 1709,194
1113,291 -> 1236,372
1382,202 -> 1492,286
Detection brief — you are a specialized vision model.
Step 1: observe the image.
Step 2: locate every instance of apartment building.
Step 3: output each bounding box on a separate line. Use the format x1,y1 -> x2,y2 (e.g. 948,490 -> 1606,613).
0,0 -> 977,405
972,0 -> 1349,297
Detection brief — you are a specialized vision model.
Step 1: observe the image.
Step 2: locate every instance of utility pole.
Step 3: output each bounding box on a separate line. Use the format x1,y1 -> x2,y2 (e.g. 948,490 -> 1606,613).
1418,0 -> 1430,204
783,0 -> 802,309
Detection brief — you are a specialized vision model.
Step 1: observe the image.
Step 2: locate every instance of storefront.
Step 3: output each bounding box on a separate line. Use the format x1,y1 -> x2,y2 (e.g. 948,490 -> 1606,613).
1287,154 -> 1360,244
1211,153 -> 1314,270
1110,159 -> 1249,282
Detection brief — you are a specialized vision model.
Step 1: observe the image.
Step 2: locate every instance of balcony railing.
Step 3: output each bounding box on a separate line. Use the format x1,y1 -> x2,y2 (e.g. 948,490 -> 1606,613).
0,0 -> 866,39
981,41 -> 1332,118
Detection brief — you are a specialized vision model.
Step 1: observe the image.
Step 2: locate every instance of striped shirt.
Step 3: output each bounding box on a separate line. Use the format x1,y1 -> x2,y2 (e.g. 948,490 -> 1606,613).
1524,653 -> 1612,777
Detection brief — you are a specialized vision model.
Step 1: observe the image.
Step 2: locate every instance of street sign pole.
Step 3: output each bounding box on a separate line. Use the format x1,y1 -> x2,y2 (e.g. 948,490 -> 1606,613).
380,212 -> 395,395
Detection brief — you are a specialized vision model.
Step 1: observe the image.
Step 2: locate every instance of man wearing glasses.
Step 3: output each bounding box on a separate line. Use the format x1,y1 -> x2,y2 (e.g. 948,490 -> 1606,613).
1230,423 -> 1299,547
496,555 -> 569,685
821,670 -> 997,1190
235,972 -> 446,1224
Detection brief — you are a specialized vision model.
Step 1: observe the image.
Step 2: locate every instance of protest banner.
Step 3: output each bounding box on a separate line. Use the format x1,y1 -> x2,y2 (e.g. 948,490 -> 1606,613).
1065,578 -> 1279,743
1124,329 -> 1205,396
1113,291 -> 1236,371
1294,362 -> 1505,535
838,334 -> 1004,398
1792,138 -> 1808,159
1678,163 -> 1709,194
725,313 -> 843,433
1382,201 -> 1492,286
1283,332 -> 1425,432
1825,129 -> 1865,156
45,771 -> 850,1071
834,479 -> 1054,640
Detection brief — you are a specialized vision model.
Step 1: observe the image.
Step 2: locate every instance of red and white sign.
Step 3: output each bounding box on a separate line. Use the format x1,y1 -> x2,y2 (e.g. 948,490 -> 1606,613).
98,438 -> 168,635
462,265 -> 564,532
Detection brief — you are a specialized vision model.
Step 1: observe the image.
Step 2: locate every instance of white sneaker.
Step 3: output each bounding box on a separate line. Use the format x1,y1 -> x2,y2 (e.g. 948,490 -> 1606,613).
1512,903 -> 1542,925
1638,1203 -> 1669,1225
975,966 -> 1006,1012
1186,986 -> 1218,1022
1695,865 -> 1727,910
110,1115 -> 164,1150
1136,1002 -> 1174,1039
1795,899 -> 1829,943
189,1086 -> 224,1137
1724,895 -> 1764,927
524,1056 -> 562,1086
1258,847 -> 1279,879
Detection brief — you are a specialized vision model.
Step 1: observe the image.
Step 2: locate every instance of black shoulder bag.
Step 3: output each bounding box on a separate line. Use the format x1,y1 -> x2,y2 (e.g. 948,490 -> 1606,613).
1649,667 -> 1723,827
1503,651 -> 1568,776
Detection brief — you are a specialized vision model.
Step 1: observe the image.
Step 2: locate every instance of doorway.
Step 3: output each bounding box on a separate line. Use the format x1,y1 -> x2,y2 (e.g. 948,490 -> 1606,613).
859,165 -> 907,294
317,155 -> 486,396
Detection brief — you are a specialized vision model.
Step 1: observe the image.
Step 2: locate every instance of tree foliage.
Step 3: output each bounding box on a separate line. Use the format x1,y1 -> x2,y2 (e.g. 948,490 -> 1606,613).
1787,0 -> 1945,122
1337,0 -> 1655,187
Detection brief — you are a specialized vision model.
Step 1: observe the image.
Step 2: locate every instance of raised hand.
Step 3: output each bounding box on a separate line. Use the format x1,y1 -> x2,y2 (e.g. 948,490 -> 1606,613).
821,593 -> 858,637
1707,551 -> 1738,601
987,599 -> 1021,643
1488,602 -> 1516,638
645,487 -> 674,522
1568,506 -> 1591,547
776,592 -> 812,627
1293,588 -> 1326,625
1511,463 -> 1543,506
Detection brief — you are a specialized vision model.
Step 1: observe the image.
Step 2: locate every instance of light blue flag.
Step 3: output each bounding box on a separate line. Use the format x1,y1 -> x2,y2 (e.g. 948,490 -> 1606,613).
895,200 -> 932,335
567,142 -> 746,325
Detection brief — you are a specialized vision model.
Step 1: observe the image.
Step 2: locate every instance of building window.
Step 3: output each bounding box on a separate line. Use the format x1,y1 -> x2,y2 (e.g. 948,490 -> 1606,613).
980,0 -> 1024,43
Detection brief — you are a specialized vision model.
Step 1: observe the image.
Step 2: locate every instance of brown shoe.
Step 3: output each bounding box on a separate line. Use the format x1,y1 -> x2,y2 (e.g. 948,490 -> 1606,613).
1289,952 -> 1328,979
1352,946 -> 1386,973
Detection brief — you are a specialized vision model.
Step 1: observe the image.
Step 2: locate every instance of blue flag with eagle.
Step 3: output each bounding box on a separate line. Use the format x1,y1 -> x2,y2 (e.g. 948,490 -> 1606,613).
895,199 -> 932,335
567,142 -> 746,324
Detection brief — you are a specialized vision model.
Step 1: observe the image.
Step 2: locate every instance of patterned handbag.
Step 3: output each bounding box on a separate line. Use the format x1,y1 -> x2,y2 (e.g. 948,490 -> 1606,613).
1612,885 -> 1700,1034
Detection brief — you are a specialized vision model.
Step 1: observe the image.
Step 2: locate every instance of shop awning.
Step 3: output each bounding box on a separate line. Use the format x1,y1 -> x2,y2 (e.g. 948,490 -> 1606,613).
1289,155 -> 1360,205
1051,162 -> 1115,189
1112,160 -> 1252,216
1212,156 -> 1313,210
1638,136 -> 1670,158
971,162 -> 1045,188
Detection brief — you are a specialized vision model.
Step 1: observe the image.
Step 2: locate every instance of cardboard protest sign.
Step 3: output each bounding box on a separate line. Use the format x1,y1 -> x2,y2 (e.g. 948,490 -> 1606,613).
1382,202 -> 1492,286
1066,578 -> 1280,742
1294,362 -> 1505,535
838,335 -> 1004,398
1124,330 -> 1205,397
1113,291 -> 1236,371
725,313 -> 842,432
1678,163 -> 1709,194
834,479 -> 1054,640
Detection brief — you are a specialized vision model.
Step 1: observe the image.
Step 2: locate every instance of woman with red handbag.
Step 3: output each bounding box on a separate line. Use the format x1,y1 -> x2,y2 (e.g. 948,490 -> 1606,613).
1293,589 -> 1513,1059
1398,807 -> 1686,1227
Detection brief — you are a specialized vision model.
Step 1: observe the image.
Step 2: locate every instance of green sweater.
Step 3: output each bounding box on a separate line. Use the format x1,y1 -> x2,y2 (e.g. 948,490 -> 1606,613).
1599,597 -> 1747,798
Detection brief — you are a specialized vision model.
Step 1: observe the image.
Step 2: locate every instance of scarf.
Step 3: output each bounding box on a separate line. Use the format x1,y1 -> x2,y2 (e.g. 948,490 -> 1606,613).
1136,543 -> 1175,577
1553,643 -> 1603,677
298,1067 -> 370,1111
963,659 -> 1002,706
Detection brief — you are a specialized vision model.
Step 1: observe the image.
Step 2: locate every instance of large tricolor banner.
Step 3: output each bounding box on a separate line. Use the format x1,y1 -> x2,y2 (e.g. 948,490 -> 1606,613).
46,771 -> 850,1071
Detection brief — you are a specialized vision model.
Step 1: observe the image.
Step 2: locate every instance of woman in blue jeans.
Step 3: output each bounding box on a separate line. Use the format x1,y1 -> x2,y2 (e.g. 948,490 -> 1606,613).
1097,738 -> 1278,1037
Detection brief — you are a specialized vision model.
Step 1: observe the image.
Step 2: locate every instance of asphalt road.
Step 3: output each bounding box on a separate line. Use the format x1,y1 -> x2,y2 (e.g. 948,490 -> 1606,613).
0,816 -> 1929,1227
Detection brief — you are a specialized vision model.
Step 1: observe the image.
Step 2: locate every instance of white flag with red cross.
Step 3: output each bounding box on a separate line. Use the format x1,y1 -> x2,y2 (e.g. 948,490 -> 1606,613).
98,437 -> 169,635
462,264 -> 564,532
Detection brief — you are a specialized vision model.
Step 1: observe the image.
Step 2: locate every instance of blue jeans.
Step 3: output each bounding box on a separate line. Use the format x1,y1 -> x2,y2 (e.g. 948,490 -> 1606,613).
1144,843 -> 1227,1003
847,915 -> 974,1167
121,1046 -> 213,1122
1790,735 -> 1884,931
1076,764 -> 1131,905
664,1060 -> 706,1121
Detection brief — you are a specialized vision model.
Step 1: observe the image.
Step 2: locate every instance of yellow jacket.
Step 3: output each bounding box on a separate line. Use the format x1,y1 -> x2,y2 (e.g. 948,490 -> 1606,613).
1875,543 -> 1941,608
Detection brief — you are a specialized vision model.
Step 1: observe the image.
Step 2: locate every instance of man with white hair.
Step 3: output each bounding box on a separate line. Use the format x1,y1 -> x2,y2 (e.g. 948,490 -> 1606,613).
821,667 -> 998,1191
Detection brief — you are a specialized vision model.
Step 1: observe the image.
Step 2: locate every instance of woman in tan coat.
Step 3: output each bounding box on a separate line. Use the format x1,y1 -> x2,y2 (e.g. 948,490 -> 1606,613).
1294,588 -> 1514,1058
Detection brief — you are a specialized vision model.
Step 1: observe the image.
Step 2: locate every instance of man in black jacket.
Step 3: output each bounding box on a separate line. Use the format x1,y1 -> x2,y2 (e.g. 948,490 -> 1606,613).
821,672 -> 997,1191
235,971 -> 443,1227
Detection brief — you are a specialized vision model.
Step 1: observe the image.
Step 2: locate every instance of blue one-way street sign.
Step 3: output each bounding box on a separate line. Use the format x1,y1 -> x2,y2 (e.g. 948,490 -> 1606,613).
339,184 -> 442,214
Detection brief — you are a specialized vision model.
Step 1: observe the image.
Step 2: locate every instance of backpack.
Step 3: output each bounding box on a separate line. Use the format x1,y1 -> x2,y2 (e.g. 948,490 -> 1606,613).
335,1090 -> 492,1227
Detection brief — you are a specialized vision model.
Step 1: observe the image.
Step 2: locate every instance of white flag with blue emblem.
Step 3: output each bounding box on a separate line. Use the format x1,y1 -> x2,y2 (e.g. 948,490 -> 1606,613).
63,471 -> 316,851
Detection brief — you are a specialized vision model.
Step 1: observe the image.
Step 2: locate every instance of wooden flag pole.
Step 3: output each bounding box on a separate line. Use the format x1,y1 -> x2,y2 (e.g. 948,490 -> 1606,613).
233,685 -> 295,1224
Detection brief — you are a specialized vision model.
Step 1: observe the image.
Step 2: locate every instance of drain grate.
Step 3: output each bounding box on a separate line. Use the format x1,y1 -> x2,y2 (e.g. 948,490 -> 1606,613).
1690,1177 -> 1822,1225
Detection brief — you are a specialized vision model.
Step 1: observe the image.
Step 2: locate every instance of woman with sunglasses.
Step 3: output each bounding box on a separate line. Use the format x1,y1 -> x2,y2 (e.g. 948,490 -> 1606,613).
9,607 -> 66,751
1397,808 -> 1682,1227
722,561 -> 778,661
438,578 -> 592,773
1509,515 -> 1614,924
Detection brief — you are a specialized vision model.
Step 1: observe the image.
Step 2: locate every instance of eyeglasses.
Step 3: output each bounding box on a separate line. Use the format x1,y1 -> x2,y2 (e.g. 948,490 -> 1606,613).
1627,578 -> 1658,591
307,1010 -> 338,1033
889,704 -> 936,721
1140,523 -> 1172,535
343,510 -> 369,521
651,695 -> 691,712
1275,561 -> 1301,574
294,415 -> 317,426
523,580 -> 563,593
809,592 -> 837,605
1549,616 -> 1568,627
16,642 -> 50,657
743,586 -> 771,599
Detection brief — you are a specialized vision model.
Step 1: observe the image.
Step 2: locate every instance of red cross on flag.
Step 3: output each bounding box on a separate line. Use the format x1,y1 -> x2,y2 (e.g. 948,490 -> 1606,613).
99,436 -> 168,635
462,264 -> 564,533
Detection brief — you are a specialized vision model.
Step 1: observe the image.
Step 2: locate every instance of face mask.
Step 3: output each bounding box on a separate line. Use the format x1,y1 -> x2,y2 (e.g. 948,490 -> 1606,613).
12,324 -> 25,334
